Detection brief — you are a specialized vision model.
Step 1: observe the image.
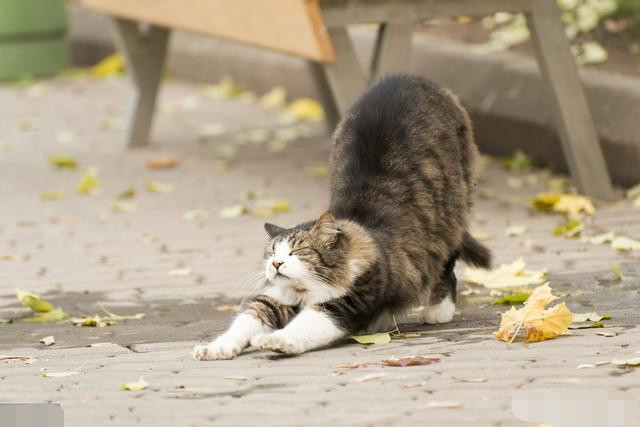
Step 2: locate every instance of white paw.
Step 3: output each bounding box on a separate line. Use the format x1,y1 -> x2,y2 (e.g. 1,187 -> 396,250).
193,337 -> 242,361
423,297 -> 455,324
250,332 -> 303,354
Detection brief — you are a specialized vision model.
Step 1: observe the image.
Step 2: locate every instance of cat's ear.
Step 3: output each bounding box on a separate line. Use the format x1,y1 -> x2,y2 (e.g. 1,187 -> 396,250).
264,223 -> 286,239
313,212 -> 340,245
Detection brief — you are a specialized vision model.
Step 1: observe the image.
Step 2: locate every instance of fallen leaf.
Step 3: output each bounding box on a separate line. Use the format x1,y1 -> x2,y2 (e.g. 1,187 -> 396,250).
218,204 -> 248,218
70,315 -> 116,328
90,53 -> 125,77
572,312 -> 607,322
77,168 -> 100,195
22,308 -> 68,323
494,283 -> 572,343
505,225 -> 527,237
41,371 -> 79,378
39,191 -> 68,201
582,232 -> 615,245
596,331 -> 618,337
98,305 -> 145,321
577,364 -> 596,369
611,358 -> 640,367
39,336 -> 55,346
16,289 -> 53,313
120,377 -> 148,391
492,292 -> 531,305
611,236 -> 640,252
214,304 -> 239,312
49,155 -> 78,170
531,193 -> 595,215
112,201 -> 137,213
183,209 -> 209,221
418,401 -> 463,409
118,188 -> 136,199
501,150 -> 532,171
609,263 -> 624,281
347,372 -> 388,384
573,41 -> 608,65
462,257 -> 546,289
146,181 -> 174,194
381,356 -> 440,367
252,199 -> 290,218
201,77 -> 245,100
237,129 -> 270,144
284,98 -> 324,121
472,231 -> 495,241
552,217 -> 584,238
260,86 -> 287,108
168,268 -> 191,277
351,333 -> 391,345
146,156 -> 180,170
569,321 -> 603,329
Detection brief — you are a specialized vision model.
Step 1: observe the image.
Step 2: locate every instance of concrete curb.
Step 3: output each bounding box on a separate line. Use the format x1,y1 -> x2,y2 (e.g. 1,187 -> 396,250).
68,7 -> 640,185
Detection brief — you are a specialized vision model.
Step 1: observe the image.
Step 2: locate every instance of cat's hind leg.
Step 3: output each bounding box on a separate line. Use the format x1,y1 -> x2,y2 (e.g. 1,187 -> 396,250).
193,295 -> 298,360
422,254 -> 457,324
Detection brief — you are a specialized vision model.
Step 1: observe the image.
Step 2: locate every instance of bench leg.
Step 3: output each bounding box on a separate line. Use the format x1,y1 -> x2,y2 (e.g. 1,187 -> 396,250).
308,61 -> 341,131
526,0 -> 614,200
369,22 -> 415,82
319,27 -> 368,117
112,18 -> 170,147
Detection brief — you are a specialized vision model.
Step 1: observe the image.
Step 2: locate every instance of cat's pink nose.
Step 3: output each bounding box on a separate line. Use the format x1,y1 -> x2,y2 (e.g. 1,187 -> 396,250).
272,260 -> 283,270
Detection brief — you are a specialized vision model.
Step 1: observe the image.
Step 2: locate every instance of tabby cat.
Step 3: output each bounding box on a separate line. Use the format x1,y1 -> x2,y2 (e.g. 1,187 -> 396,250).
194,74 -> 491,360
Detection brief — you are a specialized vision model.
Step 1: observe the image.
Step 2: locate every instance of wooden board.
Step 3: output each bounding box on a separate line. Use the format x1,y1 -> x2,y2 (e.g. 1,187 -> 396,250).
79,0 -> 335,62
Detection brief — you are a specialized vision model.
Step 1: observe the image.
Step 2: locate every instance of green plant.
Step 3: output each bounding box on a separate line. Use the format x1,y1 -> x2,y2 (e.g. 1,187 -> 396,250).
610,0 -> 640,33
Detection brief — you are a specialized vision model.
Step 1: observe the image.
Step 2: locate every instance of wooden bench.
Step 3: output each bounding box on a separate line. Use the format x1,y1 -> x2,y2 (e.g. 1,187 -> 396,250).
79,0 -> 614,200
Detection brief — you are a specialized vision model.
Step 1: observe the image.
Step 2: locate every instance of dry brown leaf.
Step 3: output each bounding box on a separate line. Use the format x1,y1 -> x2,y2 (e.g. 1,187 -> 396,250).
39,336 -> 55,346
494,283 -> 572,343
381,356 -> 440,367
146,156 -> 180,170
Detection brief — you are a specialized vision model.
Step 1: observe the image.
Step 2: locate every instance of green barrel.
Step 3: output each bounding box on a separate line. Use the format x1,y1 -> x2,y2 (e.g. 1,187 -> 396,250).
0,0 -> 68,80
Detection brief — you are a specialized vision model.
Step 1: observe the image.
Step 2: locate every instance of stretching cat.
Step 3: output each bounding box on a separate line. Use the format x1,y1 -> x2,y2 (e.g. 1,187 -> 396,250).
194,74 -> 491,360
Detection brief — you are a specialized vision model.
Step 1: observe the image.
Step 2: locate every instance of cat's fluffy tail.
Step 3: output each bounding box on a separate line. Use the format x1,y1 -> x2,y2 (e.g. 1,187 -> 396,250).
460,232 -> 492,269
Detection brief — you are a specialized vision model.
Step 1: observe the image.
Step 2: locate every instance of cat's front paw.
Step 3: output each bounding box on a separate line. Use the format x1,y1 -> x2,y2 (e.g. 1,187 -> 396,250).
251,332 -> 302,354
193,337 -> 242,361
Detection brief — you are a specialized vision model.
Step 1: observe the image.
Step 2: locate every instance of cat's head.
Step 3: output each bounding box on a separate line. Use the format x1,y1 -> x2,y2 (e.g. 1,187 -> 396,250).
262,212 -> 349,304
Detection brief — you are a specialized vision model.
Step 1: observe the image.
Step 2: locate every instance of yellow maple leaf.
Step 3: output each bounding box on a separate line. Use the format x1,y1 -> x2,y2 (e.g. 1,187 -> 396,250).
90,54 -> 125,78
494,283 -> 572,343
552,194 -> 595,215
531,193 -> 595,215
285,98 -> 324,121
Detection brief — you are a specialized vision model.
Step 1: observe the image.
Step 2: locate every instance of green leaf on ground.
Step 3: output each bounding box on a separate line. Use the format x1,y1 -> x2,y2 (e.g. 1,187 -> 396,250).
16,289 -> 53,313
492,292 -> 531,305
49,155 -> 78,170
120,377 -> 148,391
569,321 -> 604,329
501,150 -> 532,171
23,308 -> 68,323
351,333 -> 391,345
77,168 -> 100,195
